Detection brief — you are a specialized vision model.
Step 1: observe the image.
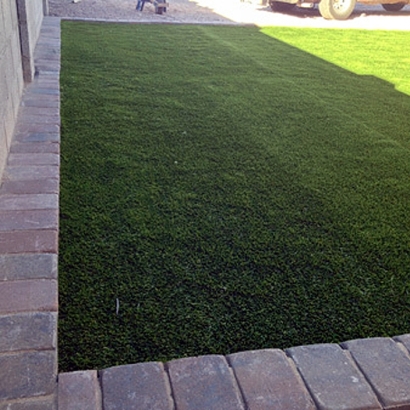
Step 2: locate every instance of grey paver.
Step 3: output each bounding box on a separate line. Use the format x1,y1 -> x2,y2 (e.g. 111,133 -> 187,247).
0,312 -> 56,352
287,344 -> 382,410
395,334 -> 410,355
0,253 -> 57,281
342,338 -> 410,409
101,362 -> 174,410
4,165 -> 59,181
14,132 -> 60,143
58,371 -> 102,410
0,179 -> 59,194
16,123 -> 59,134
228,349 -> 316,410
167,355 -> 245,410
0,209 -> 58,231
8,153 -> 60,166
10,142 -> 60,154
0,396 -> 56,410
0,194 -> 58,211
0,351 -> 56,401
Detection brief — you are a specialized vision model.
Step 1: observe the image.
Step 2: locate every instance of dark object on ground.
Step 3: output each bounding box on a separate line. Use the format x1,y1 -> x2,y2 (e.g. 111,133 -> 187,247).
136,0 -> 168,14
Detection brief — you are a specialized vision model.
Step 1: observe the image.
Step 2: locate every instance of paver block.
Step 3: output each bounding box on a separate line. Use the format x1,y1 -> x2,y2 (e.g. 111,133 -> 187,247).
395,334 -> 410,355
0,179 -> 59,195
0,194 -> 58,211
0,230 -> 58,253
4,165 -> 59,181
18,106 -> 59,119
14,132 -> 60,143
0,396 -> 56,410
101,362 -> 174,410
10,142 -> 60,154
8,153 -> 59,166
287,344 -> 382,410
0,351 -> 56,401
167,355 -> 245,410
0,254 -> 57,281
0,279 -> 57,314
0,209 -> 58,231
342,338 -> 410,409
24,87 -> 59,96
0,312 -> 57,352
18,114 -> 60,125
228,349 -> 315,410
58,371 -> 102,410
16,123 -> 59,134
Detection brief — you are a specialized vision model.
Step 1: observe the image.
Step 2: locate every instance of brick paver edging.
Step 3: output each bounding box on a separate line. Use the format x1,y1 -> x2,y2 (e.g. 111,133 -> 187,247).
0,17 -> 60,410
1,17 -> 410,410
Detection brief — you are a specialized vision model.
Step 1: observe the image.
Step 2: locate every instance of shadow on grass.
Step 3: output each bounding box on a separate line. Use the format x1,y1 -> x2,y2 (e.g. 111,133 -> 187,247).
59,22 -> 410,371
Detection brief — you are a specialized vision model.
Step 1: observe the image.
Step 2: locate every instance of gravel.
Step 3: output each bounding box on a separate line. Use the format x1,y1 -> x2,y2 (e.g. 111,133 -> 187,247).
49,0 -> 410,29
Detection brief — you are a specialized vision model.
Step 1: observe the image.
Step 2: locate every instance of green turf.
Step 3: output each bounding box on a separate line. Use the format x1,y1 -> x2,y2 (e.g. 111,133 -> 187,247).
59,22 -> 410,371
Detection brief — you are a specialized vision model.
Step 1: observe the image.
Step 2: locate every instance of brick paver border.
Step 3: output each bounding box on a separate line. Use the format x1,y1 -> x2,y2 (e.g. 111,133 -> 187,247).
0,17 -> 60,410
1,16 -> 410,410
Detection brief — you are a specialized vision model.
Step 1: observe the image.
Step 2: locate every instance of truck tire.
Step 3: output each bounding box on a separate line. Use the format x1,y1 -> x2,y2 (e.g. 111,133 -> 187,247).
269,1 -> 296,12
318,0 -> 356,19
382,2 -> 405,10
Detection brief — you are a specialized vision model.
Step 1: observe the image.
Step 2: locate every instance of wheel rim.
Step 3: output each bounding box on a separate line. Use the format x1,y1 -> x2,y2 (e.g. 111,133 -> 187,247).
332,0 -> 350,12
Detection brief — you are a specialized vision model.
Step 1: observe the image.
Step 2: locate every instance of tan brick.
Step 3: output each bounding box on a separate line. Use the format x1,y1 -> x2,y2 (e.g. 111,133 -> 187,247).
0,279 -> 57,314
168,355 -> 245,410
58,371 -> 102,410
287,344 -> 382,410
228,349 -> 316,410
101,362 -> 173,410
342,338 -> 410,410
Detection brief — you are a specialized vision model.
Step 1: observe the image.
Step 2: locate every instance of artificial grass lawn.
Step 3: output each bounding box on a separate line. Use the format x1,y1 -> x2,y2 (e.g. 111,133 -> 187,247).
59,21 -> 410,371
